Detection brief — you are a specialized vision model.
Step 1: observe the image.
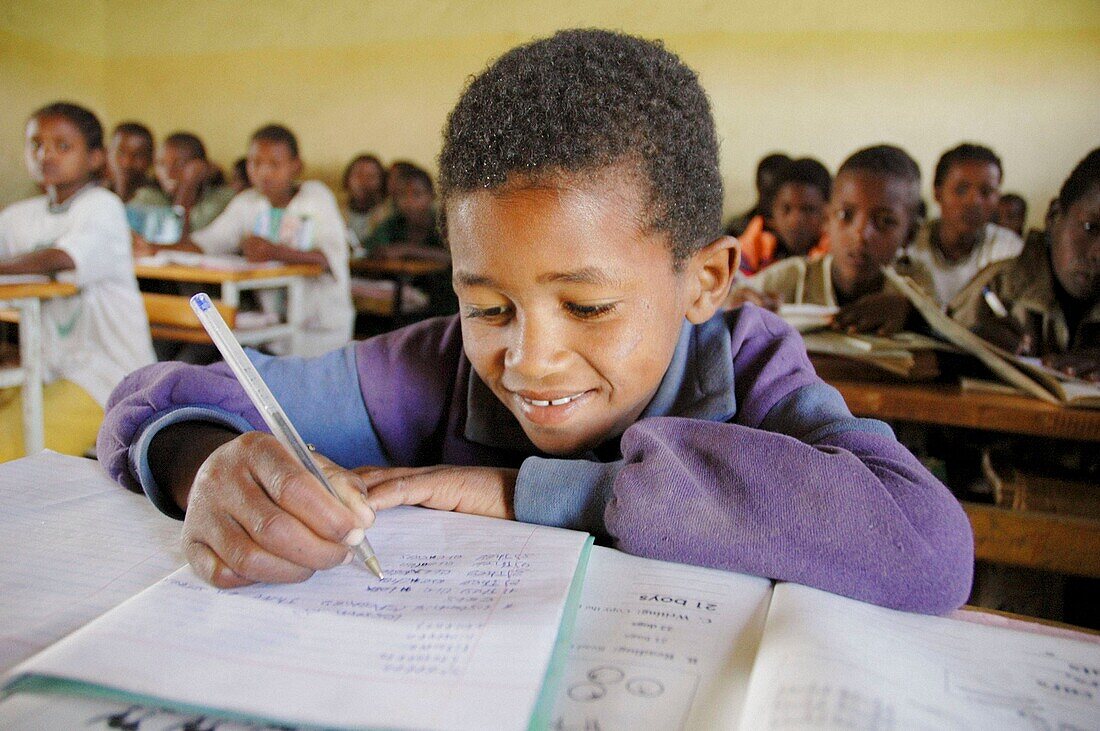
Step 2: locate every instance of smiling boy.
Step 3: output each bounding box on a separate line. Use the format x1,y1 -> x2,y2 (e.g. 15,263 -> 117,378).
99,31 -> 972,614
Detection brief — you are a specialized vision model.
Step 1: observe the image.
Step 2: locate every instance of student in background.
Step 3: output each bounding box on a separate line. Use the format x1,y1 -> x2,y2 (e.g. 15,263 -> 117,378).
367,166 -> 447,262
99,31 -> 971,615
131,132 -> 235,254
0,102 -> 154,461
906,143 -> 1024,308
954,148 -> 1100,380
186,124 -> 353,356
731,145 -> 923,335
994,192 -> 1027,237
737,157 -> 832,276
725,152 -> 790,237
229,157 -> 250,194
342,153 -> 389,249
104,121 -> 159,204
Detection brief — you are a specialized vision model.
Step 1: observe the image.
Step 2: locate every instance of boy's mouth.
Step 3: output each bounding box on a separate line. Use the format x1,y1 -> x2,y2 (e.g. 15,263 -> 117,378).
510,389 -> 595,426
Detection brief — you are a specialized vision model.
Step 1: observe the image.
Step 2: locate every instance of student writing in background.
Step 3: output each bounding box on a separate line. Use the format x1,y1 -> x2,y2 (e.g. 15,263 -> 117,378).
953,148 -> 1100,380
342,153 -> 389,251
104,121 -> 160,204
130,132 -> 235,254
906,143 -> 1024,308
730,145 -> 923,336
0,102 -> 154,461
183,124 -> 353,356
736,157 -> 832,276
99,31 -> 971,615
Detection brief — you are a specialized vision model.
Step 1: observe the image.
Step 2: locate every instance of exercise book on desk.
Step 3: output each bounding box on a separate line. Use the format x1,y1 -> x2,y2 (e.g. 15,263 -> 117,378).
3,502 -> 593,730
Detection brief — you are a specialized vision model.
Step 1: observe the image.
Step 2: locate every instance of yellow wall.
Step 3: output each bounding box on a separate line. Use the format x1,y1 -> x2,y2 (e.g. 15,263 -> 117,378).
3,0 -> 1099,229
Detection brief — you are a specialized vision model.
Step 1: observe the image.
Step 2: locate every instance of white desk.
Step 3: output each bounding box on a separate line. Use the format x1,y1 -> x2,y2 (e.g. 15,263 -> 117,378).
0,280 -> 78,455
135,261 -> 323,354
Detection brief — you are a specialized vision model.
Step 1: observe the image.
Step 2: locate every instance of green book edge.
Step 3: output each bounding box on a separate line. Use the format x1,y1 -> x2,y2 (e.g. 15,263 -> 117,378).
3,535 -> 597,731
527,535 -> 594,731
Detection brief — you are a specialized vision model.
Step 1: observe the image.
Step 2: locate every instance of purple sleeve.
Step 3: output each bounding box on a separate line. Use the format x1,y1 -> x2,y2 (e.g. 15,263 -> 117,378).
608,418 -> 973,615
605,310 -> 972,614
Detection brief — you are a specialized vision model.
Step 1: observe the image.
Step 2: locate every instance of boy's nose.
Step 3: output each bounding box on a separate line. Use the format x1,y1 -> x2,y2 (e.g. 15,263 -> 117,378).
503,316 -> 567,379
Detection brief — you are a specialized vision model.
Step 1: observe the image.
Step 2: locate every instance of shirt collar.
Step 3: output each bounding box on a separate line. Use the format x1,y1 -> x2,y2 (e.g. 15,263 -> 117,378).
47,182 -> 96,214
462,314 -> 738,451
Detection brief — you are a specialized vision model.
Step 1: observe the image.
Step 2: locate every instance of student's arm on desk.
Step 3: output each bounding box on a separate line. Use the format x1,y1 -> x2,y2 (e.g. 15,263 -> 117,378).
241,236 -> 329,269
516,307 -> 973,615
0,247 -> 75,274
98,355 -> 378,588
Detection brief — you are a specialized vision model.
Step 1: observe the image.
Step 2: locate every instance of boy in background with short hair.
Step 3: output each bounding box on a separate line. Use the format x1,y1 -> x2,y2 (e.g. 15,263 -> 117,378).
105,121 -> 159,204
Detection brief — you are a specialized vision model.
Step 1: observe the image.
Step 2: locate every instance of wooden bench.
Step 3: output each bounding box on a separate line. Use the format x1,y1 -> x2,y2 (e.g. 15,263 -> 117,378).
142,292 -> 236,344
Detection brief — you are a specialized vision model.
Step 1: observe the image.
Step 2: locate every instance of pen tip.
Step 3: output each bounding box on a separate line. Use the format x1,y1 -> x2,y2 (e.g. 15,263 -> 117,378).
364,555 -> 384,580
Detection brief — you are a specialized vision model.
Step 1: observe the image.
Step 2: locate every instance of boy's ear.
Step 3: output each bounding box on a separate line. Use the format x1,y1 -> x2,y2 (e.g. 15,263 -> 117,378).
684,235 -> 740,324
291,157 -> 303,179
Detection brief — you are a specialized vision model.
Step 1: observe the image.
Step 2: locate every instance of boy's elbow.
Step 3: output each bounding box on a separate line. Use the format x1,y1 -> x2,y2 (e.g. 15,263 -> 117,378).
878,500 -> 975,615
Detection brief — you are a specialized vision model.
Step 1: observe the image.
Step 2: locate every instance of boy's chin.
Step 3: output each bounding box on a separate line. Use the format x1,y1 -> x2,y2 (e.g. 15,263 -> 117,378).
523,427 -> 604,458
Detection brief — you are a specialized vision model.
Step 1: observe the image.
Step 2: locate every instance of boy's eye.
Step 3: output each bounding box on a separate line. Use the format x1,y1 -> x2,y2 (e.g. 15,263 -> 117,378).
835,208 -> 854,223
564,301 -> 618,320
463,304 -> 512,320
1083,220 -> 1099,236
58,142 -> 70,152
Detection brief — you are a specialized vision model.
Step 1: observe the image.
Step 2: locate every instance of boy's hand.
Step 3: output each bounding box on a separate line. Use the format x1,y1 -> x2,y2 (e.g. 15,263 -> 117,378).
971,296 -> 1033,355
834,293 -> 911,336
354,465 -> 517,520
241,235 -> 279,262
1043,349 -> 1100,382
181,431 -> 375,588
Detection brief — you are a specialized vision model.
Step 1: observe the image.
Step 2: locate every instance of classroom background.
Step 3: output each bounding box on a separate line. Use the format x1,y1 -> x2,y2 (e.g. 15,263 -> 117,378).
2,0 -> 1099,221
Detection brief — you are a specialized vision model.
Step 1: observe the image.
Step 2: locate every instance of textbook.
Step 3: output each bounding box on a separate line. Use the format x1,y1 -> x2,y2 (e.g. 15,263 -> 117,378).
3,453 -> 1100,730
801,330 -> 948,379
885,268 -> 1100,407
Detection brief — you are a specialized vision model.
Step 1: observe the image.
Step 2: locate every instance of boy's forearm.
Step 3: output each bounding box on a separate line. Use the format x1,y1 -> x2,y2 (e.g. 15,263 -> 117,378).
0,247 -> 75,275
149,422 -> 240,512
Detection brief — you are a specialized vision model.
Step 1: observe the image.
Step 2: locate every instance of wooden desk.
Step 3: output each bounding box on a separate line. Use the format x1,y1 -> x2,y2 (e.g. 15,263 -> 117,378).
0,280 -> 79,455
830,379 -> 1100,442
135,263 -> 323,354
349,256 -> 448,320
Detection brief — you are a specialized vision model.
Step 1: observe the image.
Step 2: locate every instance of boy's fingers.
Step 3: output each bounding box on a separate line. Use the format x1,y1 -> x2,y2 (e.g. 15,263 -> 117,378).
241,433 -> 364,545
202,513 -> 319,585
226,484 -> 356,572
313,454 -> 377,528
184,539 -> 254,590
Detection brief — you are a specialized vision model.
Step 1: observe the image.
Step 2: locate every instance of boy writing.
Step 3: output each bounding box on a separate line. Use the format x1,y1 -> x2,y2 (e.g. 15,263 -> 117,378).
731,145 -> 923,336
953,148 -> 1100,380
99,31 -> 972,614
0,102 -> 154,461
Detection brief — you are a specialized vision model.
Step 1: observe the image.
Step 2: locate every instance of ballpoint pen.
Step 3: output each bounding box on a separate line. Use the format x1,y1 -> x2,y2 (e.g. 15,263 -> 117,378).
189,292 -> 383,579
981,286 -> 1009,318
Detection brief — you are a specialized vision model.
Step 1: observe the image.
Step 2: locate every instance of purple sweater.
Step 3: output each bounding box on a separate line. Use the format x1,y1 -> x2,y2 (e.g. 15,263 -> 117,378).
99,305 -> 973,614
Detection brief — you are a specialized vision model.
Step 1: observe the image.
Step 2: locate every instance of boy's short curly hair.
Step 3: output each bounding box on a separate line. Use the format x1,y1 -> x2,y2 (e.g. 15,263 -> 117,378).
933,143 -> 1002,188
837,144 -> 923,212
439,28 -> 723,264
1058,147 -> 1100,213
30,102 -> 104,151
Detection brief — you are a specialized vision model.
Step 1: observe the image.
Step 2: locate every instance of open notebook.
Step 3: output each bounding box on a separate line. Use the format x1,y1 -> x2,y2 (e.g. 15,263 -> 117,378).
3,452 -> 1099,730
886,268 -> 1100,408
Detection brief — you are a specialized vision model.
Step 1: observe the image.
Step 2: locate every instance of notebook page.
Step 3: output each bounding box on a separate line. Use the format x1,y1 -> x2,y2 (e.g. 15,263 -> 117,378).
0,452 -> 183,672
551,547 -> 773,730
738,582 -> 1100,729
8,507 -> 590,731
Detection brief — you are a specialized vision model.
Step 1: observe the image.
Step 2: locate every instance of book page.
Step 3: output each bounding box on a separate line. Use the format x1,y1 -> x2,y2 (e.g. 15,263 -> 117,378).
0,274 -> 52,285
739,583 -> 1100,729
0,452 -> 184,673
551,547 -> 773,731
6,507 -> 590,731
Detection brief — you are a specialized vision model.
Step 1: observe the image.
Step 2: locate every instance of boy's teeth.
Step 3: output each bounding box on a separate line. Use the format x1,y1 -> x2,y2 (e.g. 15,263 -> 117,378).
526,394 -> 579,407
